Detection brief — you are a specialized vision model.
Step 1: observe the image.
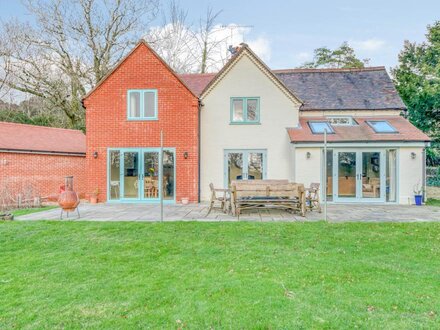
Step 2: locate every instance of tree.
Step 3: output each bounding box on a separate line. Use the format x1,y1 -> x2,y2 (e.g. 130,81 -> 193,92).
145,1 -> 198,73
300,42 -> 368,69
0,0 -> 159,129
194,7 -> 226,73
145,1 -> 228,74
0,97 -> 65,127
392,21 -> 440,165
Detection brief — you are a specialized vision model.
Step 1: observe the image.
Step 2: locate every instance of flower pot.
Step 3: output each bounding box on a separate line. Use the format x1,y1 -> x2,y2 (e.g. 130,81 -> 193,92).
181,197 -> 189,205
414,194 -> 423,206
90,196 -> 98,204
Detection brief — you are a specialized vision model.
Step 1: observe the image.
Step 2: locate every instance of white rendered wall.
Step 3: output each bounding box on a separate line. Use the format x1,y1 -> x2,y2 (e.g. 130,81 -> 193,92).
200,53 -> 300,201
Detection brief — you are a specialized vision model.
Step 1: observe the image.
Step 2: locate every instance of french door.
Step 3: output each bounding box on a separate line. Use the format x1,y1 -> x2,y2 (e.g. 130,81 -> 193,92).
108,148 -> 175,202
333,149 -> 386,202
224,149 -> 267,187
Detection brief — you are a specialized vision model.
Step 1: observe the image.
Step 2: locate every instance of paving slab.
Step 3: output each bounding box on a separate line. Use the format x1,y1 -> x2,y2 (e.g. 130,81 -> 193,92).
15,202 -> 440,222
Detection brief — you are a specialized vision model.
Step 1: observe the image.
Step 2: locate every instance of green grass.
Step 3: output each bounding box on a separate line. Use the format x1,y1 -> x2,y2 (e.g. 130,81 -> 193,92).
426,198 -> 440,207
1,221 -> 439,329
10,205 -> 57,217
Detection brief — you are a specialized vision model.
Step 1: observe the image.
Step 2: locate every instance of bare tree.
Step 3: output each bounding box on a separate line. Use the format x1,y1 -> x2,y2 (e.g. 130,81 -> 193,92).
146,2 -> 228,74
0,0 -> 159,129
193,7 -> 227,73
145,1 -> 197,73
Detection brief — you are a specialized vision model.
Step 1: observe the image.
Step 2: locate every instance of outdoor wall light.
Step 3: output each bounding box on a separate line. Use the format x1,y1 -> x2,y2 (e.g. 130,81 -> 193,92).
411,152 -> 416,159
93,151 -> 98,159
306,152 -> 311,159
183,152 -> 189,159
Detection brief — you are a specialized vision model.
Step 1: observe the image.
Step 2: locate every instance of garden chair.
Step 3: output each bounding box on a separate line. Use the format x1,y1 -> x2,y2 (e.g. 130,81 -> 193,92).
110,181 -> 120,199
207,183 -> 230,215
305,182 -> 321,213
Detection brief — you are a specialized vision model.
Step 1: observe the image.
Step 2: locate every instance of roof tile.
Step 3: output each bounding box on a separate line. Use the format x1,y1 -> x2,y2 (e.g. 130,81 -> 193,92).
0,122 -> 86,154
288,116 -> 430,143
181,66 -> 406,111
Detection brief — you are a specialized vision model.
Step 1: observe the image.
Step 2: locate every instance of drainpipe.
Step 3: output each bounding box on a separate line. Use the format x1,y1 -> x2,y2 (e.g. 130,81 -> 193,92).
198,99 -> 202,203
423,147 -> 427,202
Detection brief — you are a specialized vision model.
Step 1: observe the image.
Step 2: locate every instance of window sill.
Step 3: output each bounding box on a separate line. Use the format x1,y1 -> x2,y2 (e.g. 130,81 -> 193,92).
127,118 -> 159,121
229,122 -> 261,125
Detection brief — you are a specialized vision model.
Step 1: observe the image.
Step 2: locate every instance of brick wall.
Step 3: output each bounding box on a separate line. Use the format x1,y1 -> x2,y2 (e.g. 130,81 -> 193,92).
84,42 -> 199,203
0,152 -> 86,202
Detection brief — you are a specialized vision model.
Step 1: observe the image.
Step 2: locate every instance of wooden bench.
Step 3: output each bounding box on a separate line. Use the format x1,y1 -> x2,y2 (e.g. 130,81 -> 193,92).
230,180 -> 305,217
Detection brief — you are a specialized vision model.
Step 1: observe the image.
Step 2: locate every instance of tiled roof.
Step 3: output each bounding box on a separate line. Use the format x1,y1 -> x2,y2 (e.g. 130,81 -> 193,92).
178,73 -> 217,97
182,66 -> 406,111
275,67 -> 406,110
0,122 -> 86,154
287,116 -> 430,143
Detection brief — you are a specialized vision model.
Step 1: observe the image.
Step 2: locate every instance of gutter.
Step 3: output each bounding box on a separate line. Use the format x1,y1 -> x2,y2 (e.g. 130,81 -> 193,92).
0,148 -> 86,157
423,148 -> 427,202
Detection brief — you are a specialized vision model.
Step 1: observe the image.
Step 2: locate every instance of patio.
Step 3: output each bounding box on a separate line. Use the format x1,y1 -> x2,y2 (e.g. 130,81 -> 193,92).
16,202 -> 440,222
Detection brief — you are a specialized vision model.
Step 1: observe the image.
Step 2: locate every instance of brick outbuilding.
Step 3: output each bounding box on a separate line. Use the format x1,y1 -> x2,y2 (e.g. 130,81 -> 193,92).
0,122 -> 86,206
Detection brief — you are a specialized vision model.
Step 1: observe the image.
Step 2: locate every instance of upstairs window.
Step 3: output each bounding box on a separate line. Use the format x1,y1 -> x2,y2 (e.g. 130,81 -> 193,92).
308,121 -> 334,134
367,120 -> 397,133
231,97 -> 260,124
128,89 -> 158,120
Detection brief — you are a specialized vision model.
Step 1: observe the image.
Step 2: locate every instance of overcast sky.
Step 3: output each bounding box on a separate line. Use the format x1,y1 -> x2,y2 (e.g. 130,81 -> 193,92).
1,0 -> 440,70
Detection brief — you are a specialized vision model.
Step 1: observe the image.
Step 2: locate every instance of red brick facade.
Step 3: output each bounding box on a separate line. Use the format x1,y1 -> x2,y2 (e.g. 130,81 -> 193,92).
0,152 -> 86,204
83,42 -> 199,203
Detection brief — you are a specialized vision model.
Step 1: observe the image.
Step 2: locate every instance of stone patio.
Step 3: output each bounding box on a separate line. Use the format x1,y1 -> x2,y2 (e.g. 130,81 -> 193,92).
16,202 -> 440,222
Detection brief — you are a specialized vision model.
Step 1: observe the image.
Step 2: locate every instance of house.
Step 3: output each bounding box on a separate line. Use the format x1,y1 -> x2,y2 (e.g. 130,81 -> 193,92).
83,41 -> 199,203
84,41 -> 430,205
0,122 -> 86,205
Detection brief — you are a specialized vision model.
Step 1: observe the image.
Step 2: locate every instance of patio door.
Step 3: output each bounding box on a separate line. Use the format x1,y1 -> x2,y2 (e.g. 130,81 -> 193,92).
122,150 -> 140,200
224,150 -> 267,187
108,148 -> 175,202
333,149 -> 385,202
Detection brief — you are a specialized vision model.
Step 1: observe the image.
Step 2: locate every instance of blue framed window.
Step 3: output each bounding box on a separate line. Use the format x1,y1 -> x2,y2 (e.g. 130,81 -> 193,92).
127,89 -> 158,120
230,97 -> 260,124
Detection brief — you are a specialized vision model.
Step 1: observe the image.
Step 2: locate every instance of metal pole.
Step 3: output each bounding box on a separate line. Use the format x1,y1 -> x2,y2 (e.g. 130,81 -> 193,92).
324,129 -> 328,222
160,130 -> 164,222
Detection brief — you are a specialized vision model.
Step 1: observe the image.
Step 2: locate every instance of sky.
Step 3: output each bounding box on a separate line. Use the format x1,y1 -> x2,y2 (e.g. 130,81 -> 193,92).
0,0 -> 440,70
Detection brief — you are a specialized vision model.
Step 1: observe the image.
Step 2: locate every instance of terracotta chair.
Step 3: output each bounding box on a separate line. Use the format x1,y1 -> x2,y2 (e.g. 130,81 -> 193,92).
207,183 -> 230,215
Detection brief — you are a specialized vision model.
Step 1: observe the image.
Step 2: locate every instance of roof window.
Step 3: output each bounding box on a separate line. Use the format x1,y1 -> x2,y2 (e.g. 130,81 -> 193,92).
367,120 -> 397,133
308,121 -> 334,134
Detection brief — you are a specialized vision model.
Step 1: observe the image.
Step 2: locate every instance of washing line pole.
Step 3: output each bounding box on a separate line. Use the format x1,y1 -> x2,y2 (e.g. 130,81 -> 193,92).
160,130 -> 164,223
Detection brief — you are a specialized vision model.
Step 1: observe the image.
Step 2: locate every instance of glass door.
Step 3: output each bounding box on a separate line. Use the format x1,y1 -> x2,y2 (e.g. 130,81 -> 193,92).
108,148 -> 175,202
361,152 -> 382,200
333,150 -> 385,202
225,150 -> 266,186
247,152 -> 264,180
162,150 -> 175,201
143,151 -> 160,200
337,151 -> 357,199
122,150 -> 140,199
227,152 -> 244,184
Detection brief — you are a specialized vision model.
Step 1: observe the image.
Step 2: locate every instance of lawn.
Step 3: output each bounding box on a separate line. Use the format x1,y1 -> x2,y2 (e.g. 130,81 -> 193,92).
426,198 -> 440,207
0,221 -> 439,329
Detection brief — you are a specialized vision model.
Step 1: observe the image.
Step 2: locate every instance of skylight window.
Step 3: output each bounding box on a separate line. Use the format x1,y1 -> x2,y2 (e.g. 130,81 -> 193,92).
308,121 -> 334,134
367,121 -> 398,133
